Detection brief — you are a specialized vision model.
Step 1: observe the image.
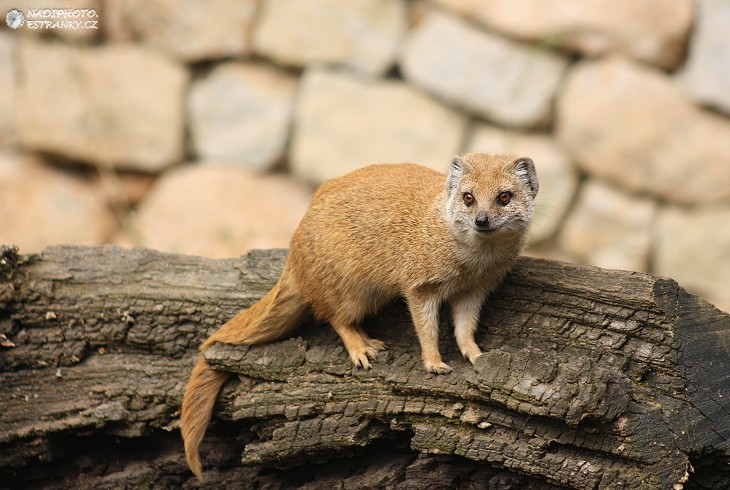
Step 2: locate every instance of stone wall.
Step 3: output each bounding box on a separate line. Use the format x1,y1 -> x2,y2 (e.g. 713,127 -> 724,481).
1,0 -> 729,311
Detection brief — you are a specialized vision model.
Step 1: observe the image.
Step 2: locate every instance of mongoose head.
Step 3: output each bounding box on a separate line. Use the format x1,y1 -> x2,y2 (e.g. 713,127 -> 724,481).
444,153 -> 538,243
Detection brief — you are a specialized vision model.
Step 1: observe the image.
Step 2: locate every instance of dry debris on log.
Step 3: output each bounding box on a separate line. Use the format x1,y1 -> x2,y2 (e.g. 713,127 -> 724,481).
1,244 -> 729,490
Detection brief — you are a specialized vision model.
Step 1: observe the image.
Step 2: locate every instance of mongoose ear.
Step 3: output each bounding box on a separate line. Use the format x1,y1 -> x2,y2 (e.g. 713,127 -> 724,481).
446,155 -> 465,193
514,157 -> 539,199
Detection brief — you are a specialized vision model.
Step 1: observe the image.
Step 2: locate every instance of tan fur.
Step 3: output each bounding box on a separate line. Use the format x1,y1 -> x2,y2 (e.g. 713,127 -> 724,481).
180,153 -> 538,479
181,271 -> 307,480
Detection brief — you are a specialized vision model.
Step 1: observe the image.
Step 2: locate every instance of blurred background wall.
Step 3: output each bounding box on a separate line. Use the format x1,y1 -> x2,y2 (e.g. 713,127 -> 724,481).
1,0 -> 729,311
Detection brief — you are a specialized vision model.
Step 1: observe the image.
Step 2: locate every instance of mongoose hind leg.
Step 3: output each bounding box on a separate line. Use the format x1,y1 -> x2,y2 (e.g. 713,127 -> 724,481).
330,320 -> 385,370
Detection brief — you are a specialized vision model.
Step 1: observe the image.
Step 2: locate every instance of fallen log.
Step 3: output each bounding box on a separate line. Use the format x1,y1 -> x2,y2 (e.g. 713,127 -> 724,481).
0,244 -> 728,489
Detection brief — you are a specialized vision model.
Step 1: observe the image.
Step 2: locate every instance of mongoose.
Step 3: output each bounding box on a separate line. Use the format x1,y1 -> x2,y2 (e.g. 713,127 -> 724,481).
181,153 -> 538,479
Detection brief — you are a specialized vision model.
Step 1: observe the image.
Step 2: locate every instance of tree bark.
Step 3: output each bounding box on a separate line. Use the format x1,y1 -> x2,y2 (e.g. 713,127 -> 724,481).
1,244 -> 729,489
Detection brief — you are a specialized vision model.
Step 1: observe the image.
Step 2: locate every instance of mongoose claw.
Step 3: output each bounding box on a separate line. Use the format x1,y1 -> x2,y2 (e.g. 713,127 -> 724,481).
358,357 -> 373,370
351,340 -> 386,370
353,355 -> 372,370
367,338 -> 387,352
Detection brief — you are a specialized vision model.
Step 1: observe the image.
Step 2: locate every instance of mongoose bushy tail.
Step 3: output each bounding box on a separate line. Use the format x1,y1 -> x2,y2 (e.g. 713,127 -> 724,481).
180,269 -> 307,480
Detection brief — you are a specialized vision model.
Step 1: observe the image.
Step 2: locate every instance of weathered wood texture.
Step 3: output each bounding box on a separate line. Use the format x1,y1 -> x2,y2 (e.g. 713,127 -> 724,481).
1,244 -> 729,489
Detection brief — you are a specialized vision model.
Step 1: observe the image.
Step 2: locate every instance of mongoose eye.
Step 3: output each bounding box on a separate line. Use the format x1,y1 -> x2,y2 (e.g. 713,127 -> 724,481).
497,192 -> 512,205
463,193 -> 475,206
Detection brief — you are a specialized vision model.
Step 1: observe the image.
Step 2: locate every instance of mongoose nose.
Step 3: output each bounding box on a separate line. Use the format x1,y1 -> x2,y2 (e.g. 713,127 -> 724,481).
475,215 -> 489,229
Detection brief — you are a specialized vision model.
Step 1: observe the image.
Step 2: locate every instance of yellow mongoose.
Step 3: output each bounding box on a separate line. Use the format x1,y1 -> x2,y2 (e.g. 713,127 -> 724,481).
181,153 -> 538,479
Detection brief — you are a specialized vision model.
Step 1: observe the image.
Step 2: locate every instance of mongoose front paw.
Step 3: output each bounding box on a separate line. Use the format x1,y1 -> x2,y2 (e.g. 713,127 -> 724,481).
461,347 -> 483,365
424,361 -> 453,375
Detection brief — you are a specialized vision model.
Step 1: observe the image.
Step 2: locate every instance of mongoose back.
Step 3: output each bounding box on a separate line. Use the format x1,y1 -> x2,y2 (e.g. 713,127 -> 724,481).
181,153 -> 538,479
